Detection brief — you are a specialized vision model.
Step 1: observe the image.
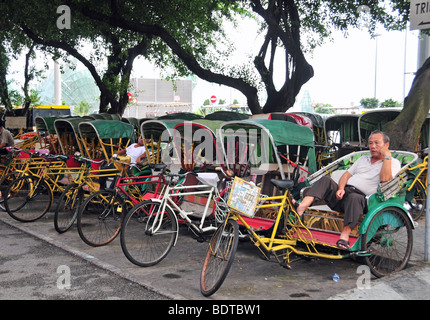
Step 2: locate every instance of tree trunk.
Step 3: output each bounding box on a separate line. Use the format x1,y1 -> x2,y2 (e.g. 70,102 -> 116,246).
384,56 -> 430,151
0,42 -> 12,114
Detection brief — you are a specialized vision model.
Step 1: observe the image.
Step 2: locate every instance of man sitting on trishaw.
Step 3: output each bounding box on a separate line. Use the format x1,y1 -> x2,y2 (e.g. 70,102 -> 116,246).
293,130 -> 401,250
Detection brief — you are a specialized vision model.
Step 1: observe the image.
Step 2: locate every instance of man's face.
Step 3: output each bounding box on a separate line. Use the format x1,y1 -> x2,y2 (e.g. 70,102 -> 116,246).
368,133 -> 388,157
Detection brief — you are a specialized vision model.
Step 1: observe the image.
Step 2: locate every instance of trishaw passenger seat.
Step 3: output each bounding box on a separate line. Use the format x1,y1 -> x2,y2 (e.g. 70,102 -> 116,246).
270,179 -> 294,191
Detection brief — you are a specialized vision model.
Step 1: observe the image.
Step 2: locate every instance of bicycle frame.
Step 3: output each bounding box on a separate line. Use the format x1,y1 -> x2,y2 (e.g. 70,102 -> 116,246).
115,174 -> 167,206
144,174 -> 226,242
407,155 -> 428,194
226,190 -> 345,266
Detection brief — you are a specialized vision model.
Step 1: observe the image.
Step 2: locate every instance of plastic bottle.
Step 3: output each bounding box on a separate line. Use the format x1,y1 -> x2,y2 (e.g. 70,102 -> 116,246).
332,273 -> 340,282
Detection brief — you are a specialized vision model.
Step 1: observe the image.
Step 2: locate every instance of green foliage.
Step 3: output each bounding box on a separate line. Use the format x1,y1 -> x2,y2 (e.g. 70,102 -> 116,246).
73,100 -> 90,116
360,97 -> 379,109
315,103 -> 335,114
360,97 -> 403,109
380,98 -> 402,108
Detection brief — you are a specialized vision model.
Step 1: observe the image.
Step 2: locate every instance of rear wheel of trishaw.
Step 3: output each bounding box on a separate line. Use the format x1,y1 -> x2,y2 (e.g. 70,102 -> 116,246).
54,183 -> 83,233
361,207 -> 413,278
77,189 -> 125,247
4,175 -> 53,222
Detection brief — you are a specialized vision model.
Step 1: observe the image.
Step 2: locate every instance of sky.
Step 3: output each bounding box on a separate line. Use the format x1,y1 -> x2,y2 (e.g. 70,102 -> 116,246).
131,19 -> 421,112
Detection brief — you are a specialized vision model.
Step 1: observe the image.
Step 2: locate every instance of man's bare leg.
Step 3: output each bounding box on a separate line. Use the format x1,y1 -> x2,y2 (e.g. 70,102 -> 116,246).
296,196 -> 314,216
339,226 -> 351,242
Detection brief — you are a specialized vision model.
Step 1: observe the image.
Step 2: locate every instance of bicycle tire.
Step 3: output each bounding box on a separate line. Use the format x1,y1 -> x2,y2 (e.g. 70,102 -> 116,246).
0,171 -> 23,211
407,181 -> 426,221
4,175 -> 53,222
200,218 -> 239,297
120,199 -> 178,267
54,183 -> 83,233
361,207 -> 413,278
77,189 -> 125,247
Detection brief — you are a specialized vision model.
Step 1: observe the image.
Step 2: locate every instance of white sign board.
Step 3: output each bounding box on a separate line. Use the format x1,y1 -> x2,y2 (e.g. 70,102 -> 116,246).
410,0 -> 430,30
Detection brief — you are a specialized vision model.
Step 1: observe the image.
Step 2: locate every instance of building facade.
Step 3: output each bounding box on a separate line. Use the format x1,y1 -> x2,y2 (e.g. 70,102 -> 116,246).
123,78 -> 193,118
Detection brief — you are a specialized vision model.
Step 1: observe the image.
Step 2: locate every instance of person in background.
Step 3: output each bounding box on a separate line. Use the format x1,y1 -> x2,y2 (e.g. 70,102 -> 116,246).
99,136 -> 147,190
115,136 -> 147,164
0,119 -> 15,155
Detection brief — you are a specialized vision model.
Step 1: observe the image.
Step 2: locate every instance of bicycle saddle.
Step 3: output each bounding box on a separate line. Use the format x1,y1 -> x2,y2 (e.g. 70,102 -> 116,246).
270,179 -> 294,191
150,163 -> 167,171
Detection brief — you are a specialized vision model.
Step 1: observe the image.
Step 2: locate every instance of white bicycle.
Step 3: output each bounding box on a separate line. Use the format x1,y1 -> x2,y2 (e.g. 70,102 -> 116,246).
120,168 -> 231,267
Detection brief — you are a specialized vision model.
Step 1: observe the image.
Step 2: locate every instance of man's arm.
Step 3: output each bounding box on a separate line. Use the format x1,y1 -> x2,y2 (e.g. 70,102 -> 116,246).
378,146 -> 394,182
336,171 -> 352,200
136,152 -> 146,164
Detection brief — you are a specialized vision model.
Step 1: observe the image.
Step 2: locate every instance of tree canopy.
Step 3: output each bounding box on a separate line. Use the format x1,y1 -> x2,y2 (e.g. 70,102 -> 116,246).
0,0 -> 425,132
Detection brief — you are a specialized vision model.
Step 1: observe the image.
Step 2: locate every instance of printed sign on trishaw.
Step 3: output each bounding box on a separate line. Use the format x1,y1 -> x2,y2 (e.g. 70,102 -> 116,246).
227,177 -> 261,217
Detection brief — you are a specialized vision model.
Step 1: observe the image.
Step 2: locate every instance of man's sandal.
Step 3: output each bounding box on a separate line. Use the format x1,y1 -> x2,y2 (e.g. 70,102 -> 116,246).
336,239 -> 350,250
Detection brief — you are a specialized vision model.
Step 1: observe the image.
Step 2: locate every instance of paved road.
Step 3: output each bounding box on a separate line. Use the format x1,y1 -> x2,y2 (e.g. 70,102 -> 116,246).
0,221 -> 168,300
0,211 -> 429,301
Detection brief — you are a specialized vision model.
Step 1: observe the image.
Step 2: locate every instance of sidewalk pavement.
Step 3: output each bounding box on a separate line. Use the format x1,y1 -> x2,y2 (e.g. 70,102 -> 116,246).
1,210 -> 429,300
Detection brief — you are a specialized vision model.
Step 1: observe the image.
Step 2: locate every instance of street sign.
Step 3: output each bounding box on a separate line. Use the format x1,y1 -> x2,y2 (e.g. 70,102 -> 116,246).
210,95 -> 217,104
410,0 -> 430,30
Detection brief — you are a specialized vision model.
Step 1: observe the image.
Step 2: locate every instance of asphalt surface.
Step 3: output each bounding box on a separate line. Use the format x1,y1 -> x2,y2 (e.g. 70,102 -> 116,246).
0,209 -> 429,301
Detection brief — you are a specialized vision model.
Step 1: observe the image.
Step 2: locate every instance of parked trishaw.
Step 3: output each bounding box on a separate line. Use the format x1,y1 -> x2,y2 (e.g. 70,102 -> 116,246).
292,112 -> 327,146
219,118 -> 316,186
172,119 -> 225,172
215,119 -> 316,231
324,114 -> 366,159
200,145 -> 418,296
78,119 -> 135,161
204,111 -> 249,121
290,112 -> 328,167
140,119 -> 184,166
157,112 -> 203,121
35,116 -> 64,154
250,112 -> 313,129
357,108 -> 430,152
122,117 -> 141,136
358,109 -> 401,146
54,117 -> 87,162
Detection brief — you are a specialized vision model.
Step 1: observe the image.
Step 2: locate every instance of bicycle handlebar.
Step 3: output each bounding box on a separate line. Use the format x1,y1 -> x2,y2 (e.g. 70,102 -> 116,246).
40,154 -> 69,161
6,146 -> 34,155
72,152 -> 105,165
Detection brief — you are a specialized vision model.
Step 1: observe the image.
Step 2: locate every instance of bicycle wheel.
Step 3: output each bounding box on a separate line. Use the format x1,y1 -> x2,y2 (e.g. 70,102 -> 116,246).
361,207 -> 413,278
4,175 -> 53,222
200,218 -> 239,297
54,183 -> 83,233
0,171 -> 22,211
77,189 -> 125,247
407,181 -> 426,220
120,199 -> 178,267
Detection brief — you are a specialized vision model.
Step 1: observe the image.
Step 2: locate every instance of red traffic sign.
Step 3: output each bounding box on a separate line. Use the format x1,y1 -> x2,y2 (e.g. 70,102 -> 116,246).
210,95 -> 217,104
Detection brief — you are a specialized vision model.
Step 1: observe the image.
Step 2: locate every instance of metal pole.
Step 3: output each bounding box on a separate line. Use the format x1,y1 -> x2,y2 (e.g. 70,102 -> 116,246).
54,60 -> 61,105
374,35 -> 378,98
419,31 -> 430,262
425,126 -> 430,261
